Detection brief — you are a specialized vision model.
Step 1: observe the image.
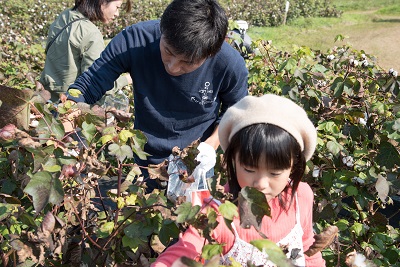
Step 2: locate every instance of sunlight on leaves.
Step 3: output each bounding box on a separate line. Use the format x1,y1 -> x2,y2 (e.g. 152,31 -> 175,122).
108,143 -> 133,162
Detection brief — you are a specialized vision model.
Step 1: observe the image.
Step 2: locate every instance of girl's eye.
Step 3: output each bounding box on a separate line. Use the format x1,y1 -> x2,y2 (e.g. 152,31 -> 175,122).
243,167 -> 255,173
271,170 -> 286,176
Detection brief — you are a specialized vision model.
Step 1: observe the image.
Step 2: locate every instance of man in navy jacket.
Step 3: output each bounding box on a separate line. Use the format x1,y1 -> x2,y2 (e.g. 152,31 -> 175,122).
67,0 -> 248,192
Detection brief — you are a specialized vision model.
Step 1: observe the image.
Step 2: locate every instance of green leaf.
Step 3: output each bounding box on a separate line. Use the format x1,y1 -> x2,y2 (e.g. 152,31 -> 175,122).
334,34 -> 348,42
280,58 -> 297,74
345,185 -> 358,196
124,221 -> 154,241
371,101 -> 387,115
0,203 -> 19,221
1,180 -> 17,195
335,219 -> 349,231
43,164 -> 61,173
23,171 -> 64,213
175,202 -> 200,223
294,68 -> 308,82
350,222 -> 365,236
311,64 -> 327,74
317,121 -> 339,134
330,77 -> 344,97
131,130 -> 151,160
353,148 -> 368,157
108,143 -> 133,162
119,129 -> 134,143
383,248 -> 399,264
100,134 -> 114,145
50,118 -> 65,140
385,118 -> 400,141
122,235 -> 146,253
376,141 -> 400,169
219,200 -> 239,221
251,239 -> 294,267
159,219 -> 180,246
326,140 -> 343,157
201,244 -> 223,260
81,121 -> 96,143
97,221 -> 114,238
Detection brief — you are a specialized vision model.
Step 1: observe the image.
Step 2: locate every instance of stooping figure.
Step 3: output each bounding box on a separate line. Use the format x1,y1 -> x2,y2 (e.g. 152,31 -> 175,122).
66,0 -> 249,193
40,0 -> 132,103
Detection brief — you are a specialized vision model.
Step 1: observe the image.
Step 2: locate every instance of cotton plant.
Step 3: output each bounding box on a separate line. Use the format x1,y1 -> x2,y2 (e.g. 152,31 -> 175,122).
345,251 -> 377,267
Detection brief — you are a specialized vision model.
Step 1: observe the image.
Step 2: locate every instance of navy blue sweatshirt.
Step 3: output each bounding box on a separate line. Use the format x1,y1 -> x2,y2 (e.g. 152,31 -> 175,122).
68,20 -> 248,167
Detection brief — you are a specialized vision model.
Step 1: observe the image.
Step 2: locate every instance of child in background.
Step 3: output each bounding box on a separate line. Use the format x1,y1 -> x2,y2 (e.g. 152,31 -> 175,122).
151,94 -> 325,267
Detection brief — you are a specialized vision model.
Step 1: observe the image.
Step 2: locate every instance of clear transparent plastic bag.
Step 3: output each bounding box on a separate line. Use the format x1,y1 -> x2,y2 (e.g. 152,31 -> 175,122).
166,154 -> 209,204
103,89 -> 130,125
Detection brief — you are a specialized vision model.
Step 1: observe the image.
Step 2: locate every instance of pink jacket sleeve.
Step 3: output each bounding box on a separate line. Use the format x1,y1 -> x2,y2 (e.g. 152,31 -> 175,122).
150,225 -> 206,267
298,182 -> 326,267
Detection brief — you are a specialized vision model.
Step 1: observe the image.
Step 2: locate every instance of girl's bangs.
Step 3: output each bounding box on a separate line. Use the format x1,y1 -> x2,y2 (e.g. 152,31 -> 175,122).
237,124 -> 294,170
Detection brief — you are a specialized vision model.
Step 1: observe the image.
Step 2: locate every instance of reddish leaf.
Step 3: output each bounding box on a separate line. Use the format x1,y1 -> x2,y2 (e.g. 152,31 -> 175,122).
238,187 -> 270,235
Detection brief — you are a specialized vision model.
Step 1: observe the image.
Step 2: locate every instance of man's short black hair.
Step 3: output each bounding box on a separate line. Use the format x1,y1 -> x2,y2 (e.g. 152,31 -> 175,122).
160,0 -> 228,63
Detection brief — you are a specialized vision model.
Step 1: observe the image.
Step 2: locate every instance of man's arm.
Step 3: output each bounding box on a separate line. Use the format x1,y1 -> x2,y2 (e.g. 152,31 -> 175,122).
68,29 -> 131,104
203,125 -> 220,150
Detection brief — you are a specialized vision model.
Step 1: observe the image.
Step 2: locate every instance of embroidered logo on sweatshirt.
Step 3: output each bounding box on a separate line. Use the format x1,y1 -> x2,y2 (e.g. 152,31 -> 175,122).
191,81 -> 216,105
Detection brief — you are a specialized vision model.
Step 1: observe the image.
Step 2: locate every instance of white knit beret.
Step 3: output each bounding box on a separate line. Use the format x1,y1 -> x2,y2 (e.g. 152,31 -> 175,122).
218,94 -> 317,161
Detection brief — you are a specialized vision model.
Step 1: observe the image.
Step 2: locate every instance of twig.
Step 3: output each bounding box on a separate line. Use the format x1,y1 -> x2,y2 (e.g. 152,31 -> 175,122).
70,202 -> 104,250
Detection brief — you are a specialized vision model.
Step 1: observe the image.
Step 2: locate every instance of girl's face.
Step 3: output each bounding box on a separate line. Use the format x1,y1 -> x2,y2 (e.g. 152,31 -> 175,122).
235,154 -> 292,201
101,0 -> 123,24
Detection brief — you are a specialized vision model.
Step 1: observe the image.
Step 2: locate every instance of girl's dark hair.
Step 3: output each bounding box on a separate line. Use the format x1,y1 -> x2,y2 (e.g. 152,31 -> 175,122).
223,123 -> 306,210
160,0 -> 228,63
74,0 -> 131,22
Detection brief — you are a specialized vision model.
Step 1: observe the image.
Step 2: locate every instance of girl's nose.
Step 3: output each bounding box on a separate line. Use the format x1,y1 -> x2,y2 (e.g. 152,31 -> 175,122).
253,177 -> 268,190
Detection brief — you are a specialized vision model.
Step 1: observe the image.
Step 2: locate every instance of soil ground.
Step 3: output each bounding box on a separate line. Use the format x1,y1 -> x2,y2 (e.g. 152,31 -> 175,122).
311,13 -> 400,70
250,11 -> 400,71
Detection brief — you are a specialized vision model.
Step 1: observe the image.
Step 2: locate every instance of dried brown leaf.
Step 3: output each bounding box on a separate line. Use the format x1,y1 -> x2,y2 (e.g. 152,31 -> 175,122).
150,234 -> 166,255
179,139 -> 201,173
107,108 -> 132,122
86,155 -> 110,176
18,137 -> 42,149
148,159 -> 169,181
305,225 -> 338,256
41,212 -> 55,233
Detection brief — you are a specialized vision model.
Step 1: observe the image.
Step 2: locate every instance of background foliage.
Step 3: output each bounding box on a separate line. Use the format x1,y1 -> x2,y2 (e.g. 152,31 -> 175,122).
0,0 -> 399,267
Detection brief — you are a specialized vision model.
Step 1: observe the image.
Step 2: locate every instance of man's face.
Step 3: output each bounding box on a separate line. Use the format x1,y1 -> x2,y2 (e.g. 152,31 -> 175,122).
159,35 -> 206,76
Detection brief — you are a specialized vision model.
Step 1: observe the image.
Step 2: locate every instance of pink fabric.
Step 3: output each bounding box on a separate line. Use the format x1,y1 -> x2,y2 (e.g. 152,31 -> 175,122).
151,182 -> 325,267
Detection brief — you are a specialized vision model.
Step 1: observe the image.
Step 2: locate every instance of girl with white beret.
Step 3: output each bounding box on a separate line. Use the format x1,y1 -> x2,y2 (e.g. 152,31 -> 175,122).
152,94 -> 325,267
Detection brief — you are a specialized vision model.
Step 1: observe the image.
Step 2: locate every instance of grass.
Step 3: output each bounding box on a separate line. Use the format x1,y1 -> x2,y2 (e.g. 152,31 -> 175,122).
247,0 -> 400,70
